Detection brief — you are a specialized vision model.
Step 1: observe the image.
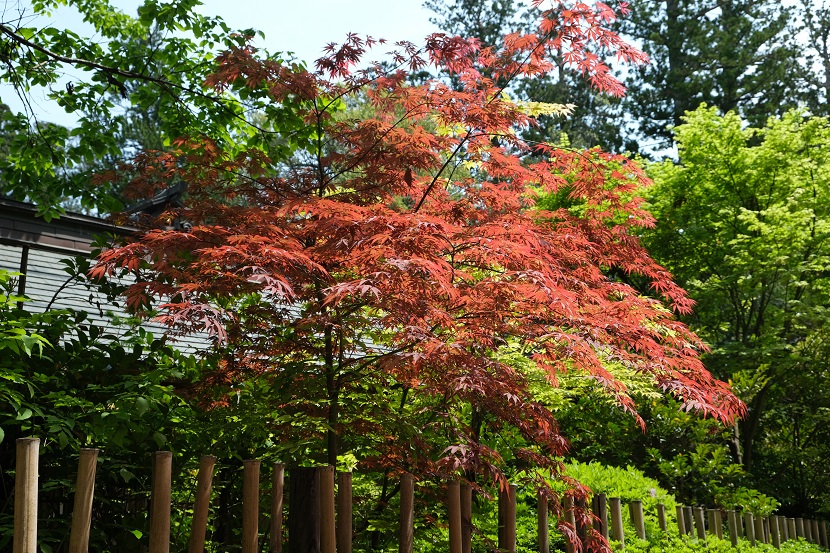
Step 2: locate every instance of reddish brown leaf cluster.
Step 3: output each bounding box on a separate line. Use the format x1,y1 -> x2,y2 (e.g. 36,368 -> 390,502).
93,2 -> 742,549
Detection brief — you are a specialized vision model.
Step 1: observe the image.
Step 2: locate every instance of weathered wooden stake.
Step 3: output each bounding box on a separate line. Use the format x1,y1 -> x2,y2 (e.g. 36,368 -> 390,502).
460,483 -> 472,553
812,520 -> 820,545
448,481 -> 462,553
609,497 -> 624,547
737,510 -> 744,537
149,451 -> 173,553
593,494 -> 609,539
684,507 -> 694,535
498,484 -> 517,553
781,516 -> 790,542
270,463 -> 285,553
399,474 -> 414,553
564,496 -> 576,553
677,506 -> 687,536
727,510 -> 739,546
820,520 -> 828,548
711,509 -> 723,539
337,472 -> 353,553
242,460 -> 261,553
538,490 -> 549,553
693,507 -> 706,540
745,513 -> 756,546
289,467 -> 321,553
187,455 -> 216,553
630,501 -> 646,540
797,518 -> 805,539
754,515 -> 765,545
788,518 -> 797,542
68,448 -> 98,553
319,466 -> 336,553
13,438 -> 39,553
805,518 -> 814,543
656,503 -> 667,532
770,515 -> 781,549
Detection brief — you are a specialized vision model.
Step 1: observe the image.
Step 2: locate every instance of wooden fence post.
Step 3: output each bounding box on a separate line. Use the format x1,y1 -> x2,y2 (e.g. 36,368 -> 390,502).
737,509 -> 744,537
242,460 -> 261,553
497,484 -> 517,553
656,503 -> 667,532
399,474 -> 414,553
187,455 -> 216,553
538,490 -> 549,553
754,515 -> 766,545
149,451 -> 173,553
630,501 -> 646,540
788,518 -> 797,542
448,481 -> 462,553
319,466 -> 336,553
677,505 -> 687,536
797,518 -> 805,539
693,507 -> 706,540
727,510 -> 739,546
593,494 -> 609,539
337,471 -> 353,553
812,520 -> 820,545
820,520 -> 828,548
781,516 -> 790,542
805,519 -> 814,543
709,509 -> 723,540
69,448 -> 98,553
770,515 -> 781,549
745,513 -> 756,546
460,483 -> 472,553
271,463 -> 285,553
289,467 -> 321,553
563,496 -> 576,553
13,438 -> 39,553
609,497 -> 624,547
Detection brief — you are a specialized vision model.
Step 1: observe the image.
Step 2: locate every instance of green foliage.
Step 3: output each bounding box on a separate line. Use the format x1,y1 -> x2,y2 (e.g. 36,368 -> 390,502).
626,535 -> 825,553
644,106 -> 830,515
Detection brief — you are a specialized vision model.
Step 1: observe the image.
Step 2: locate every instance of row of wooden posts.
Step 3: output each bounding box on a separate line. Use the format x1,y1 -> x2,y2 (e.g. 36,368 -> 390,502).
10,439 -> 830,553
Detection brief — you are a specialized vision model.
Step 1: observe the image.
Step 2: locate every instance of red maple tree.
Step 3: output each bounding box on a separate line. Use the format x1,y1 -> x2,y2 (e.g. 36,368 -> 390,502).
94,0 -> 743,547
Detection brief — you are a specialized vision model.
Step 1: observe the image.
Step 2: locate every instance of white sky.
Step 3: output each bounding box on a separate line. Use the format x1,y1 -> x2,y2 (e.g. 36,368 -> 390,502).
0,0 -> 441,126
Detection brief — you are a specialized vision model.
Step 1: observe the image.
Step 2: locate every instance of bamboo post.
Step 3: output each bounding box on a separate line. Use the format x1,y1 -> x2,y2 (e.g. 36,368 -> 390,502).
13,438 -> 39,553
538,490 -> 549,553
319,466 -> 336,553
242,460 -> 261,553
630,501 -> 646,540
594,494 -> 609,539
754,515 -> 765,545
728,510 -> 739,546
337,471 -> 353,553
399,474 -> 414,553
448,481 -> 462,553
564,496 -> 576,553
69,448 -> 99,553
187,455 -> 216,553
694,507 -> 706,540
460,483 -> 472,553
497,484 -> 517,553
789,518 -> 797,542
770,515 -> 781,549
745,513 -> 756,546
270,463 -> 285,553
656,503 -> 667,532
149,451 -> 173,553
677,506 -> 687,536
797,518 -> 805,538
609,497 -> 624,547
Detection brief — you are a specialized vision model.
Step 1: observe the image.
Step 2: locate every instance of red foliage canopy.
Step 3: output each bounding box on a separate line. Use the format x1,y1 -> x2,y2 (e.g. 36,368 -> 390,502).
94,0 -> 742,545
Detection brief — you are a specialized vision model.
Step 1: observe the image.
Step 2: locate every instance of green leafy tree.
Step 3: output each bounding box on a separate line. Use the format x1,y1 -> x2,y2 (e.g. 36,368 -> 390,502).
644,106 -> 830,515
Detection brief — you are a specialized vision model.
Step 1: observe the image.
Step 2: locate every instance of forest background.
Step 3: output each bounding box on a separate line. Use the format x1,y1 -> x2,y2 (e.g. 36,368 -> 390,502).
1,0 -> 830,551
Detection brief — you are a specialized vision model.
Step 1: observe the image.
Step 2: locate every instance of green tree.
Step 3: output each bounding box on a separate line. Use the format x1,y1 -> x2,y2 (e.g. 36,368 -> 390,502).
619,0 -> 804,150
644,106 -> 830,515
